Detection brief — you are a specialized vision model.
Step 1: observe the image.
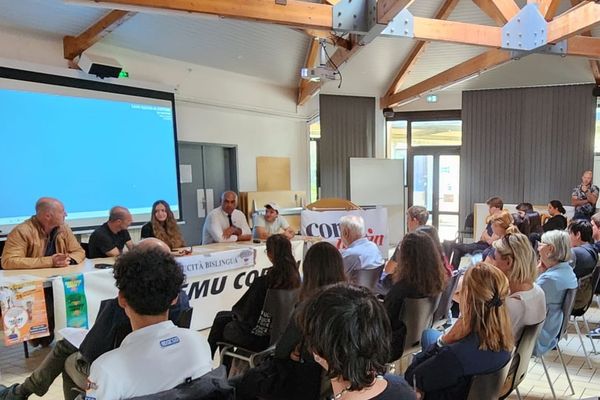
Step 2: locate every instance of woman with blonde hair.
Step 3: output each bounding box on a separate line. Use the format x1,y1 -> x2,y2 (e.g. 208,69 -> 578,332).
489,233 -> 546,339
141,200 -> 186,249
481,210 -> 520,260
405,263 -> 513,400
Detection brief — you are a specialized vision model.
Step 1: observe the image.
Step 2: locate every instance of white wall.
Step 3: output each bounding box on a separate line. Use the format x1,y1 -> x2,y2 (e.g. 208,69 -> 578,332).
0,26 -> 311,193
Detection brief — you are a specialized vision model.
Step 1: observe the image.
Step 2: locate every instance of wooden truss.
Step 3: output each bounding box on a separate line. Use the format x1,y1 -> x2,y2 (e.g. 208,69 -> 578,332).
64,0 -> 600,107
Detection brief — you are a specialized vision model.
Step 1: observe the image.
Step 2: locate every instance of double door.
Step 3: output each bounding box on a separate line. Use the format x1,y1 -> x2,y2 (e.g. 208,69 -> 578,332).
410,148 -> 460,240
177,142 -> 238,246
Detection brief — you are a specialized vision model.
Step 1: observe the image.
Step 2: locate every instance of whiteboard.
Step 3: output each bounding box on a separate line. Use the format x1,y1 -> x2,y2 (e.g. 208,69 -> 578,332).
350,158 -> 405,206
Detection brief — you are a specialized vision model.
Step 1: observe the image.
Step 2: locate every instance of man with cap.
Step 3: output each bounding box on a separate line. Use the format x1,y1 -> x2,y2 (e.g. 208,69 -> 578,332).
252,203 -> 295,240
202,191 -> 252,244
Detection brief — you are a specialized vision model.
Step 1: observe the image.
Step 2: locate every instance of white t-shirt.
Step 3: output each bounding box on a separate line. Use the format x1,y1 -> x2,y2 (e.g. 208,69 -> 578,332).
252,214 -> 290,238
85,321 -> 212,400
506,284 -> 546,340
202,208 -> 251,244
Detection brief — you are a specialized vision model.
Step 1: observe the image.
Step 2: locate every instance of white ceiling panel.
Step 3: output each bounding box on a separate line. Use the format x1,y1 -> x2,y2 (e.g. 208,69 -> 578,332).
0,0 -> 105,37
102,13 -> 311,87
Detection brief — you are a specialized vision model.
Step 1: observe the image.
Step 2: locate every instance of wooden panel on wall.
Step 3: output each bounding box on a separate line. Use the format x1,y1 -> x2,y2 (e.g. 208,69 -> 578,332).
257,156 -> 291,191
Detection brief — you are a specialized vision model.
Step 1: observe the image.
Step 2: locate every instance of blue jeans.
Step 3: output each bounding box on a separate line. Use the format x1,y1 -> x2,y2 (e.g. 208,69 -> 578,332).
421,329 -> 442,350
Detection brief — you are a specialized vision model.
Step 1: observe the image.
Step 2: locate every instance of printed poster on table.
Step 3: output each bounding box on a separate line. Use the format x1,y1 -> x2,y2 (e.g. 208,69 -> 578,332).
0,276 -> 49,346
62,274 -> 89,329
300,208 -> 389,256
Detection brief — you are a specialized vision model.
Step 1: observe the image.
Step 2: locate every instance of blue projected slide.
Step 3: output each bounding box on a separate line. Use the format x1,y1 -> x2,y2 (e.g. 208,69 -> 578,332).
0,83 -> 180,232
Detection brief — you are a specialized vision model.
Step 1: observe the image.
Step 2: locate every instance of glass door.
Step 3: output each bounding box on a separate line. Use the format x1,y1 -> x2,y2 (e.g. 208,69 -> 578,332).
411,149 -> 460,240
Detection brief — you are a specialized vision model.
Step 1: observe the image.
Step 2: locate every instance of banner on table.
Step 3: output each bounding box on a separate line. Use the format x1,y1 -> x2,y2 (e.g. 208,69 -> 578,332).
1,276 -> 49,346
62,274 -> 88,329
177,248 -> 256,279
300,208 -> 389,256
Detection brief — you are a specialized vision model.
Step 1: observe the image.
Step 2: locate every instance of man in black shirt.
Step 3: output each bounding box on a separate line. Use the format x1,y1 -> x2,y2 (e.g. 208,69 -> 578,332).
87,206 -> 134,258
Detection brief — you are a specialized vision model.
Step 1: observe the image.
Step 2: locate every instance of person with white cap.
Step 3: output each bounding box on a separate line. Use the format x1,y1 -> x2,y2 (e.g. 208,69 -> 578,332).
253,203 -> 295,240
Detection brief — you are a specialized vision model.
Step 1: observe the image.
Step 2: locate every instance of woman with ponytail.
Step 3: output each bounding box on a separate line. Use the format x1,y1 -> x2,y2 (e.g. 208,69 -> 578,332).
405,262 -> 513,400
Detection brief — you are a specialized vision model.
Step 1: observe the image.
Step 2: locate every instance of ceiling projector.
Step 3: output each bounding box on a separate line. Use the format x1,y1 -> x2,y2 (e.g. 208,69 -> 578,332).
301,66 -> 339,82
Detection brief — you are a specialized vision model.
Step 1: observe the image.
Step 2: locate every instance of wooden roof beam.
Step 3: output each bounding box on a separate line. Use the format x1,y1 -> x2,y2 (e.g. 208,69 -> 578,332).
472,0 -> 520,25
570,0 -> 600,84
298,38 -> 321,105
536,0 -> 563,20
547,1 -> 600,43
384,0 -> 460,97
85,0 -> 333,30
411,17 -> 502,48
380,49 -> 512,108
63,10 -> 135,60
378,0 -> 416,24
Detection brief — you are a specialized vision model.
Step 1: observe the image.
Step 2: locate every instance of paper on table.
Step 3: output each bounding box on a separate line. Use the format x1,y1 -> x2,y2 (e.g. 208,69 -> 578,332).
58,327 -> 89,349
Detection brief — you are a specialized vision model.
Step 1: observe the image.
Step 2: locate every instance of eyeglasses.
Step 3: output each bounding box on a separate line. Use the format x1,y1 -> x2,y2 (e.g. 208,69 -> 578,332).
501,233 -> 515,257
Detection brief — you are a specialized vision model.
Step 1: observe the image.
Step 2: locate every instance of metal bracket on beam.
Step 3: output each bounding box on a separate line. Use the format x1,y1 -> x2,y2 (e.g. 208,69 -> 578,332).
333,0 -> 370,34
380,8 -> 414,38
501,3 -> 547,52
543,40 -> 568,56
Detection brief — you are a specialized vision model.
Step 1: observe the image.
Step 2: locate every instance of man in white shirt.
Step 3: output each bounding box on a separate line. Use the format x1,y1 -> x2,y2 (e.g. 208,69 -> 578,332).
253,203 -> 295,240
84,247 -> 212,400
202,191 -> 252,244
339,215 -> 384,282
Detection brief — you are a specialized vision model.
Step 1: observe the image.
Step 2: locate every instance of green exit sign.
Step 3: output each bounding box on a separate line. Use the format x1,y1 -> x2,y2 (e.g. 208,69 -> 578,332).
118,70 -> 129,78
426,95 -> 437,103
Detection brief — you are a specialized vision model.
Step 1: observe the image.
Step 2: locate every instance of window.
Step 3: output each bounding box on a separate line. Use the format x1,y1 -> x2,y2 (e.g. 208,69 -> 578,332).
309,121 -> 321,203
411,120 -> 462,147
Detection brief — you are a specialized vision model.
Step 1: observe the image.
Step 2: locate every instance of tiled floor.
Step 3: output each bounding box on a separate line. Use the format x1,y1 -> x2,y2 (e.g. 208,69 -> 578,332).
2,308 -> 600,399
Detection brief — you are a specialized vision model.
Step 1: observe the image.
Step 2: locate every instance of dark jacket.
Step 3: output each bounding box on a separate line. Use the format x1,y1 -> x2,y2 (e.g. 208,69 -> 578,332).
405,334 -> 511,400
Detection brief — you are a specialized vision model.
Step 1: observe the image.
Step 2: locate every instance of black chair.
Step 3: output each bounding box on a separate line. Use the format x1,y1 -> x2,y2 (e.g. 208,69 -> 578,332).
498,320 -> 545,400
387,294 -> 441,374
432,269 -> 462,329
176,307 -> 194,329
539,287 -> 578,400
125,366 -> 234,400
81,242 -> 89,258
571,266 -> 600,367
350,264 -> 384,292
466,358 -> 512,400
219,288 -> 299,372
526,212 -> 543,234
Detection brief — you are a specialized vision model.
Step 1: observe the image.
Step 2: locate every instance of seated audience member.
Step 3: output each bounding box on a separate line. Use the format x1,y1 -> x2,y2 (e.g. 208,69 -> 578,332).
543,200 -> 568,232
513,203 -> 533,235
572,170 -> 599,221
236,241 -> 347,400
140,200 -> 185,249
252,203 -> 295,240
568,219 -> 598,278
489,233 -> 546,339
84,247 -> 211,400
300,284 -> 416,400
1,197 -> 85,270
405,263 -> 513,400
202,191 -> 251,244
448,196 -> 504,269
480,210 -> 519,260
208,234 -> 301,355
0,239 -> 192,400
384,231 -> 447,360
416,225 -> 453,276
87,206 -> 134,258
339,215 -> 384,282
591,212 -> 600,252
534,230 -> 578,356
384,205 -> 428,276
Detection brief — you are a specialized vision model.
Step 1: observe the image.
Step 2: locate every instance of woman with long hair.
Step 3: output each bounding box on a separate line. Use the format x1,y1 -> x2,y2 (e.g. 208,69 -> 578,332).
237,241 -> 347,400
415,225 -> 453,276
299,284 -> 416,400
384,231 -> 447,360
490,233 -> 546,339
141,200 -> 186,249
405,263 -> 514,400
207,234 -> 301,355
